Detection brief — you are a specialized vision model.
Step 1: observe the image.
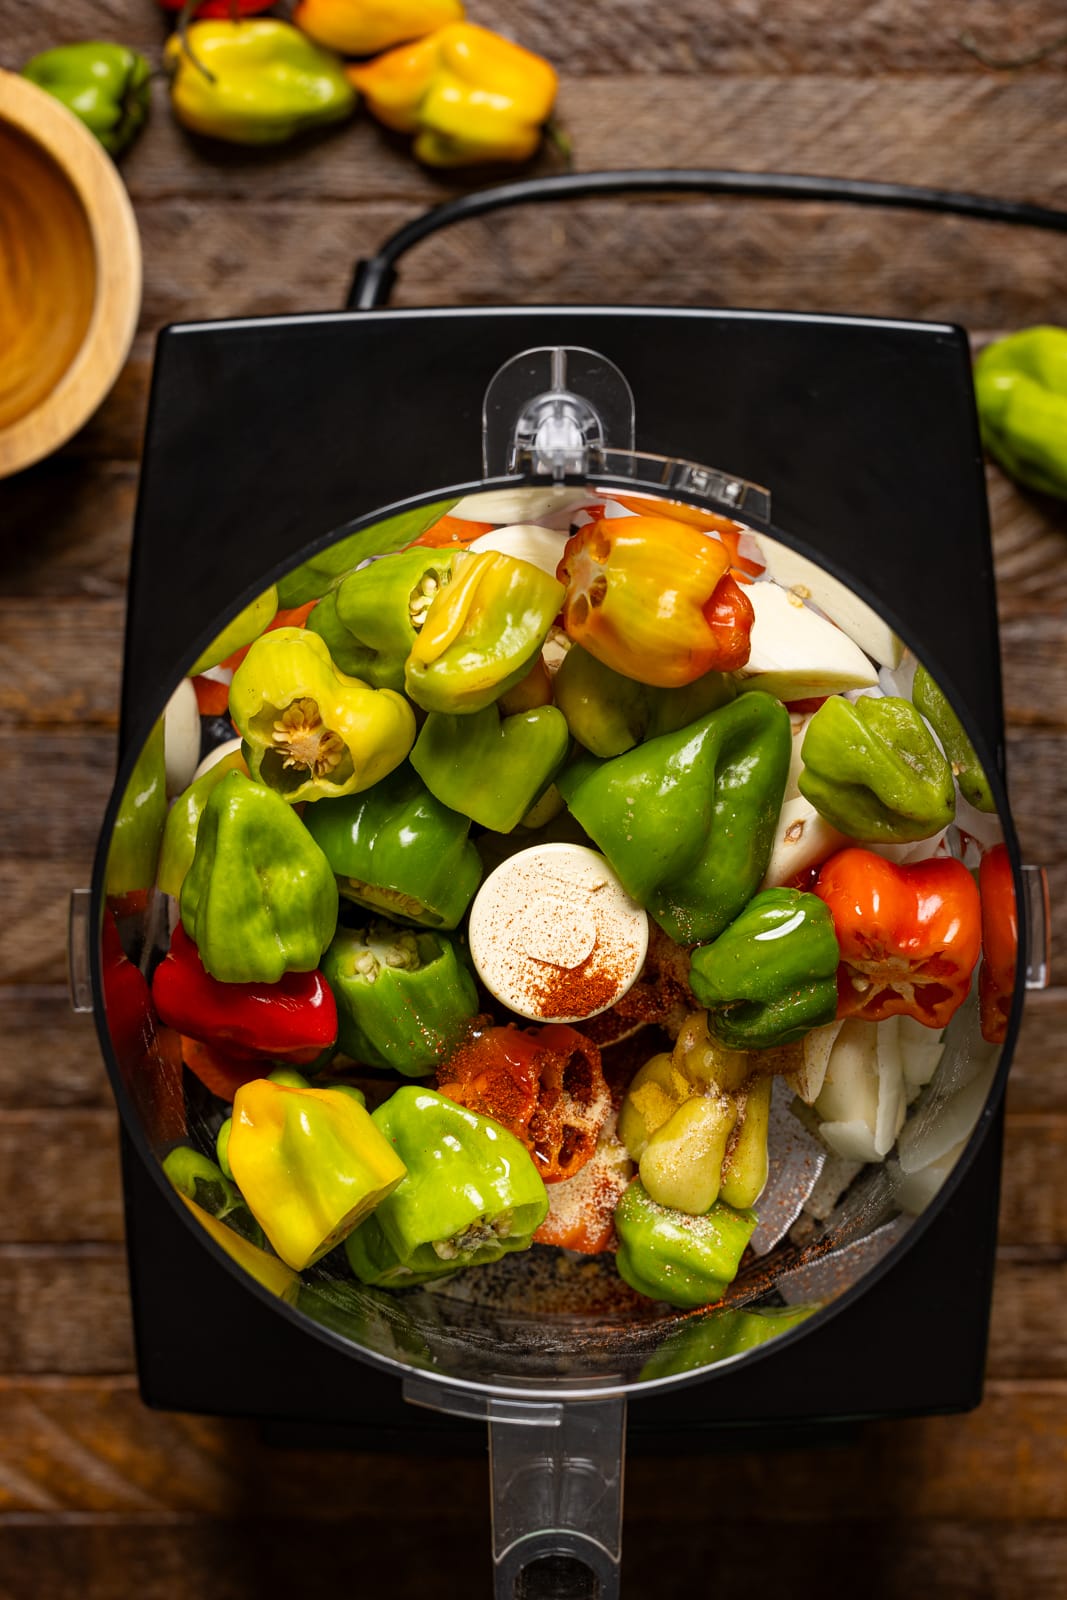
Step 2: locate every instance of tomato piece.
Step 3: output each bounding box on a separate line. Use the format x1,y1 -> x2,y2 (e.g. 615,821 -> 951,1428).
191,674 -> 232,717
814,847 -> 981,1028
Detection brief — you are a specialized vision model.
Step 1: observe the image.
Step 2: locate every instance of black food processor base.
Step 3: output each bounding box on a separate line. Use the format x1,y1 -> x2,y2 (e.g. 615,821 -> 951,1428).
123,304 -> 1004,1446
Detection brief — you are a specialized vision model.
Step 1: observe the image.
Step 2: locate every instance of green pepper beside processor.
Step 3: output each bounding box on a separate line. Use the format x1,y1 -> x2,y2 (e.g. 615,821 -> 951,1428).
973,325 -> 1067,501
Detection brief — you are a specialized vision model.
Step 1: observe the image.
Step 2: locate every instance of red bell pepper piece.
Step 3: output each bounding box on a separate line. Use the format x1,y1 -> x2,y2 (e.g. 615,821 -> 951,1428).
152,923 -> 338,1065
409,514 -> 495,549
178,1033 -> 264,1101
978,843 -> 1017,1045
436,1021 -> 610,1183
101,911 -> 186,1142
814,846 -> 981,1029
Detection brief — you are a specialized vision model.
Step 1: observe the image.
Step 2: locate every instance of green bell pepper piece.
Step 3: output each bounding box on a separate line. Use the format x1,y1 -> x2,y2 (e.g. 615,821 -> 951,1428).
322,920 -> 478,1074
229,627 -> 414,804
180,770 -> 339,983
23,42 -> 151,156
157,748 -> 247,900
411,703 -> 571,833
106,718 -> 168,896
558,692 -> 791,945
973,325 -> 1067,501
404,550 -> 565,714
554,645 -> 735,758
302,764 -> 482,928
162,1146 -> 265,1248
308,547 -> 460,694
275,500 -> 458,607
614,1179 -> 756,1309
798,694 -> 955,843
189,585 -> 278,677
689,888 -> 840,1050
638,1303 -> 818,1379
912,665 -> 996,813
344,1087 -> 549,1286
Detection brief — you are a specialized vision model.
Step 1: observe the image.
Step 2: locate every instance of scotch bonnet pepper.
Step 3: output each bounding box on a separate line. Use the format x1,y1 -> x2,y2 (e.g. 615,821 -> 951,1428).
152,923 -> 338,1063
307,546 -> 458,692
349,22 -> 558,167
689,888 -> 840,1050
814,847 -> 981,1029
157,745 -> 248,901
162,1147 -> 265,1248
554,644 -> 735,759
411,702 -> 570,832
180,770 -> 339,983
614,1179 -> 756,1310
557,516 -> 755,687
228,1077 -> 407,1270
165,19 -> 357,145
23,42 -> 151,156
558,691 -> 792,945
323,920 -> 478,1074
799,694 -> 955,842
229,627 -> 414,802
344,1087 -> 548,1285
294,0 -> 465,57
978,843 -> 1018,1045
974,326 -> 1067,501
302,763 -> 482,929
404,550 -> 564,714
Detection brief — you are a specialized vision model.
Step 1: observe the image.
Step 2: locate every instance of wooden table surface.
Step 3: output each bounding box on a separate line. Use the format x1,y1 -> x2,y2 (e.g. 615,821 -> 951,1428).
2,3 -> 1066,1595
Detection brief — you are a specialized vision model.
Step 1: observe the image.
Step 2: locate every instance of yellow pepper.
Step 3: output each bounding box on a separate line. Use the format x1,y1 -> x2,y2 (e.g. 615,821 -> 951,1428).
348,22 -> 558,166
293,0 -> 465,58
165,19 -> 357,145
228,1079 -> 407,1270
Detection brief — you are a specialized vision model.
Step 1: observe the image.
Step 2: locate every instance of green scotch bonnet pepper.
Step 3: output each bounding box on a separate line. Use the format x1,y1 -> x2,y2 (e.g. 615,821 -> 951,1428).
798,694 -> 955,843
614,1179 -> 756,1310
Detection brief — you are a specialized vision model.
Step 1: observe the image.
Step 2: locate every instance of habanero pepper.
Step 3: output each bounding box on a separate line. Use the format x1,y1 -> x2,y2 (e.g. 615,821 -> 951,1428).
307,546 -> 459,693
152,923 -> 338,1064
614,1178 -> 756,1311
293,0 -> 465,57
912,664 -> 996,814
435,1022 -> 611,1184
553,644 -> 735,759
23,42 -> 151,156
978,843 -> 1018,1045
973,325 -> 1067,501
799,694 -> 955,843
557,515 -> 754,687
813,847 -> 981,1029
411,702 -> 571,833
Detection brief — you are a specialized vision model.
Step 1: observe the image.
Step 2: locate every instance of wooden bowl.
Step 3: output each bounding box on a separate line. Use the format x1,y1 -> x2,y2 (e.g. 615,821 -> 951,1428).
0,69 -> 142,478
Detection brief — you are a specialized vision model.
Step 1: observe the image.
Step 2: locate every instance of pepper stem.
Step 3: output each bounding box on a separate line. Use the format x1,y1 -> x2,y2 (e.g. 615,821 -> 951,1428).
176,0 -> 218,84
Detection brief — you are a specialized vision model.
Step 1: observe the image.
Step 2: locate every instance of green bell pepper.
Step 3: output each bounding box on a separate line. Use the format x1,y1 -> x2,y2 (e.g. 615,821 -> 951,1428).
404,550 -> 565,714
275,500 -> 458,608
323,920 -> 478,1073
307,547 -> 460,694
799,694 -> 955,843
973,325 -> 1067,501
689,888 -> 840,1050
912,665 -> 996,813
554,644 -> 735,758
411,703 -> 570,833
23,42 -> 151,156
157,747 -> 247,900
229,627 -> 414,803
106,718 -> 168,897
228,1076 -> 407,1271
344,1087 -> 549,1286
302,764 -> 482,929
162,1146 -> 265,1248
614,1179 -> 756,1309
180,770 -> 339,983
557,692 -> 792,945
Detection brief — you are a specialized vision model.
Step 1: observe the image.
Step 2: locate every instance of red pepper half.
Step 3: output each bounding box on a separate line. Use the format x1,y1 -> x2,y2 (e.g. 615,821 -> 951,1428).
152,923 -> 338,1065
978,843 -> 1018,1045
436,1021 -> 611,1183
814,847 -> 981,1029
102,912 -> 186,1143
557,515 -> 754,687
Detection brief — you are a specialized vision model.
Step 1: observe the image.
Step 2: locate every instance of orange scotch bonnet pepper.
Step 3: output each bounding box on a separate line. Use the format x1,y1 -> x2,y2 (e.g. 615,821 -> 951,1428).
978,842 -> 1018,1045
814,847 -> 981,1029
556,515 -> 755,687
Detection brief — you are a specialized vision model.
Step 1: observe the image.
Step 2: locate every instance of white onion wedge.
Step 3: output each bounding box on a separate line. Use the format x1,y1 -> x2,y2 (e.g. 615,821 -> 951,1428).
467,524 -> 566,578
786,1018 -> 844,1106
754,536 -> 904,667
738,581 -> 879,702
450,488 -> 589,524
761,795 -> 850,889
164,678 -> 202,796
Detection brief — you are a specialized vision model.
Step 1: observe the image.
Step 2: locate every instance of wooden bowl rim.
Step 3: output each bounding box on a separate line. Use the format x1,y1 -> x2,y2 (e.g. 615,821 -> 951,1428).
0,69 -> 142,479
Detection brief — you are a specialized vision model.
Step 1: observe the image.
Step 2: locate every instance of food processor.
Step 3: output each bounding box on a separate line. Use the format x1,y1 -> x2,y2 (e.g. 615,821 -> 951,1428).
71,172 -> 1058,1598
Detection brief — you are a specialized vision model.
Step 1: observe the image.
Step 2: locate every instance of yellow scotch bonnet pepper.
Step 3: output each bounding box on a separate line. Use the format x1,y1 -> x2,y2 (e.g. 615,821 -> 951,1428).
348,22 -> 558,166
166,19 -> 357,145
294,0 -> 465,58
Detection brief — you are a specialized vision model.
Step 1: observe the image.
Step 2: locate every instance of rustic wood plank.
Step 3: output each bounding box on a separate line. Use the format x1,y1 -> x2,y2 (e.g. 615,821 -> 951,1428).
0,607 -> 122,730
0,859 -> 98,987
0,462 -> 136,600
0,1113 -> 123,1244
0,1248 -> 132,1376
1,1517 -> 1066,1600
8,0 -> 1067,76
0,736 -> 116,860
0,991 -> 113,1110
0,1377 -> 1064,1523
1007,989 -> 1067,1113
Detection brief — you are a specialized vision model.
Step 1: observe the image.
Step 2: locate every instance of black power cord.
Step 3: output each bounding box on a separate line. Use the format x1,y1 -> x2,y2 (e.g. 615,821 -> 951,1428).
346,167 -> 1067,312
